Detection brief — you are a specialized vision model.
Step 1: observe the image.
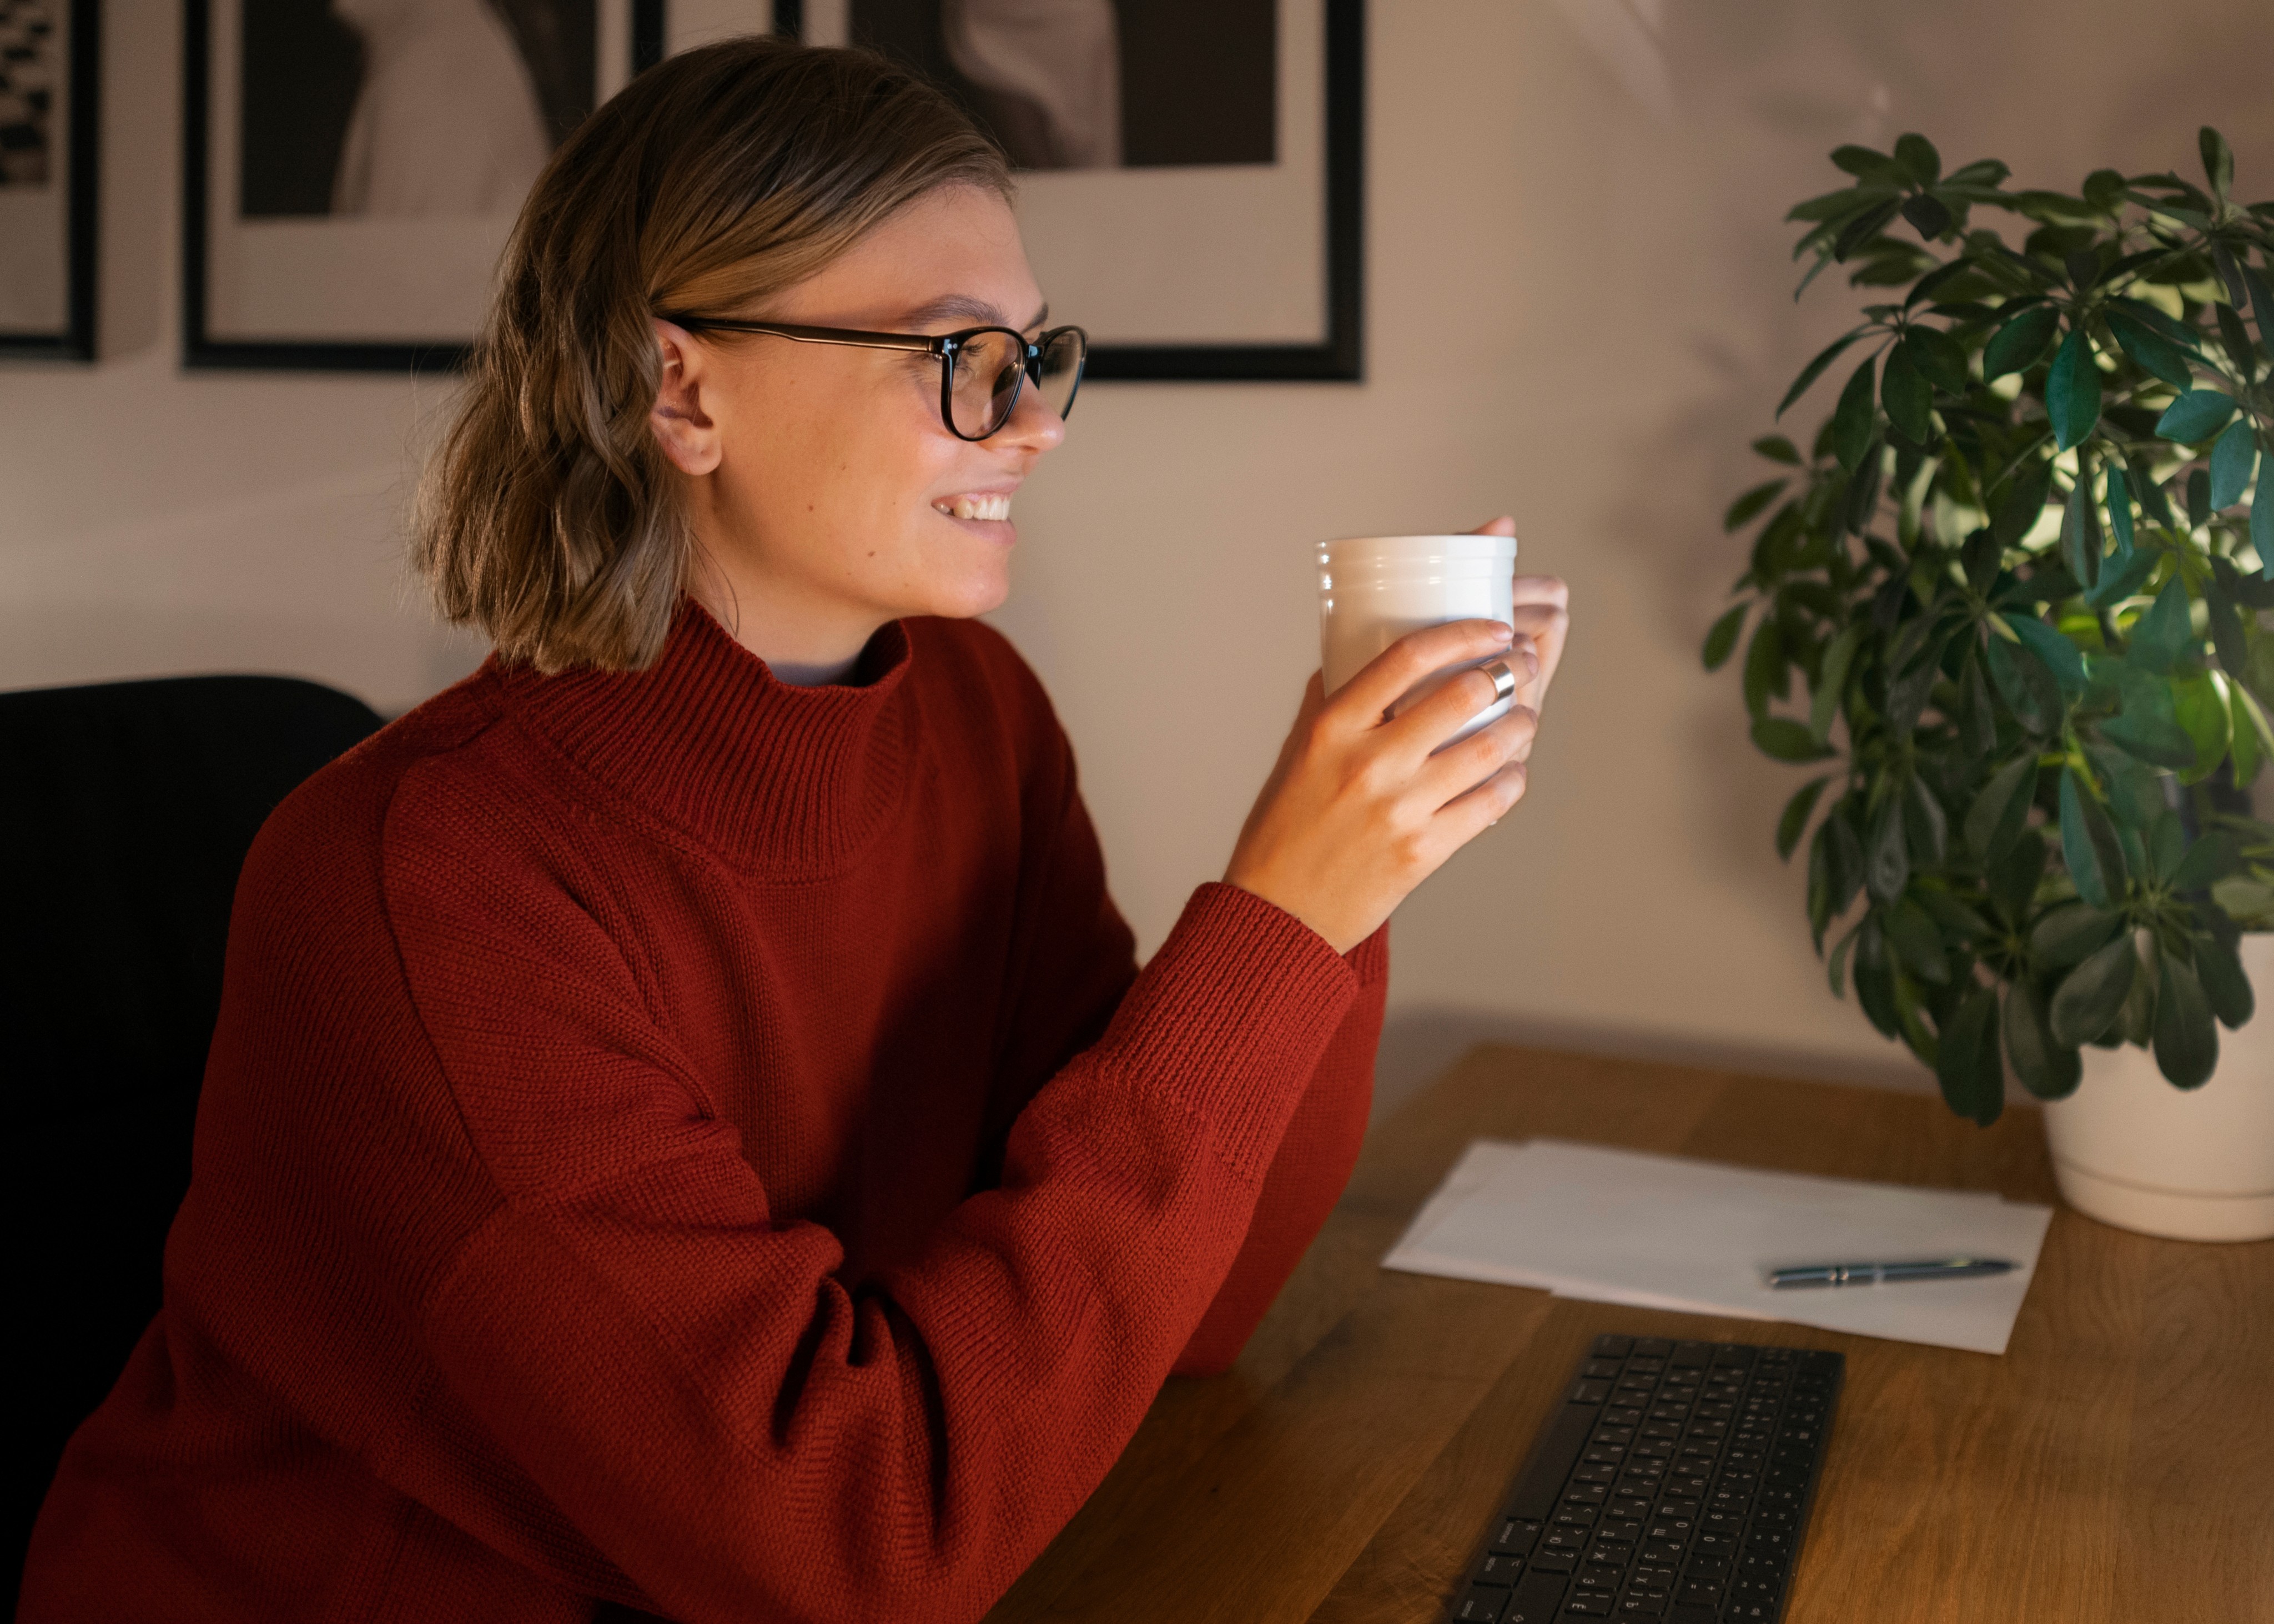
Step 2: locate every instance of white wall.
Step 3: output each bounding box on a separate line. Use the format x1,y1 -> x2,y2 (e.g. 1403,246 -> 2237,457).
6,0 -> 2270,1109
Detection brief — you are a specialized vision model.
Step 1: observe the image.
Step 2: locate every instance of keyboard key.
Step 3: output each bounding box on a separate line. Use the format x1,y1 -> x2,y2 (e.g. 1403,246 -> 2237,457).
1530,1548 -> 1577,1575
1563,1484 -> 1608,1505
1574,1562 -> 1625,1591
1492,1519 -> 1543,1555
1571,1380 -> 1613,1404
1507,1404 -> 1601,1518
1563,1593 -> 1613,1617
1639,1541 -> 1686,1564
1504,1571 -> 1572,1623
1603,1407 -> 1644,1426
1594,1519 -> 1642,1544
1477,1554 -> 1526,1584
1612,1596 -> 1666,1617
1540,1529 -> 1589,1556
1677,1579 -> 1725,1605
1591,1335 -> 1634,1359
1583,1541 -> 1633,1569
1632,1339 -> 1674,1357
1454,1585 -> 1508,1621
1593,1426 -> 1636,1445
1573,1464 -> 1618,1486
1670,1343 -> 1711,1366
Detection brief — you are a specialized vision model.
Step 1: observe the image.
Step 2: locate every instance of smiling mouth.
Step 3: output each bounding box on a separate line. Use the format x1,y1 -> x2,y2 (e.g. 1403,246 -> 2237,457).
934,494 -> 1012,522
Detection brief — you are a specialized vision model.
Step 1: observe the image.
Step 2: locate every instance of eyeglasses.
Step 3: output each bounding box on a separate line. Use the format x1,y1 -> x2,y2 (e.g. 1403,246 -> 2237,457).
658,315 -> 1088,442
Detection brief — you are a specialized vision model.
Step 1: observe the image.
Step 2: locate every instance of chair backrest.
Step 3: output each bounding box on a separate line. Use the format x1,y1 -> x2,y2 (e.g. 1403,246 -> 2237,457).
2,673 -> 384,1593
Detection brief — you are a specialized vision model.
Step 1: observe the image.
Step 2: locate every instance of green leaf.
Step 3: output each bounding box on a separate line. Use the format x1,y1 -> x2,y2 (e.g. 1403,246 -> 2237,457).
2059,766 -> 2128,911
2060,470 -> 2104,590
1742,617 -> 1785,719
1906,326 -> 1971,394
2155,389 -> 2239,444
2004,980 -> 2082,1100
1832,144 -> 1906,182
1901,194 -> 1954,241
2105,310 -> 2195,390
2213,301 -> 2255,380
2153,949 -> 2218,1087
2170,831 -> 2242,893
2045,328 -> 2102,451
2198,126 -> 2234,199
1753,717 -> 1837,762
2126,576 -> 2196,677
1991,828 -> 2050,921
1752,435 -> 1803,465
1892,133 -> 1941,186
2195,935 -> 2255,1030
2204,566 -> 2249,675
2029,902 -> 2123,969
1853,919 -> 1901,1038
1991,456 -> 2054,549
1880,341 -> 1933,444
2049,933 -> 2139,1048
2102,465 -> 2135,556
1985,632 -> 2063,735
2255,487 -> 2272,580
2083,744 -> 2166,831
2147,810 -> 2187,881
1983,304 -> 2060,379
1866,791 -> 1910,906
2004,615 -> 2088,696
1777,776 -> 1833,860
2232,676 -> 2265,785
1903,775 -> 1949,867
1702,603 -> 1748,671
1777,329 -> 1869,419
1945,158 -> 2011,189
1724,479 -> 1790,531
1834,197 -> 1906,261
2187,470 -> 2211,529
1965,753 -> 2037,863
1958,648 -> 1999,757
2246,264 -> 2274,359
1936,987 -> 2003,1125
2170,671 -> 2232,781
2099,663 -> 2200,770
1832,356 -> 1880,472
1885,897 -> 1950,984
1827,921 -> 1859,997
1809,624 -> 1863,745
2127,451 -> 2176,526
2085,543 -> 2157,612
2207,419 -> 2259,511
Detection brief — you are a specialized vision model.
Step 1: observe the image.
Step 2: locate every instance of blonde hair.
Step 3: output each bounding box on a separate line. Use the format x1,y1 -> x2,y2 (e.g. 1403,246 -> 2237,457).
414,37 -> 1012,672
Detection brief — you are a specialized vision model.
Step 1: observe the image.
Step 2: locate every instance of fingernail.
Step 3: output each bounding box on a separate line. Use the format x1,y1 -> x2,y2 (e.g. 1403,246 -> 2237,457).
1488,621 -> 1512,637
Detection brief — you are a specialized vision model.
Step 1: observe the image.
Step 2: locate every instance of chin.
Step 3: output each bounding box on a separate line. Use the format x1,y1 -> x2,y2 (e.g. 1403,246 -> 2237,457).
913,566 -> 1013,622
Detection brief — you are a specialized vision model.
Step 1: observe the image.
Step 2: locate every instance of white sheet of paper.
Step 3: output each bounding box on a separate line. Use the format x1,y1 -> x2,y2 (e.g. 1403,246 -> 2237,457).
1382,1139 -> 2053,1355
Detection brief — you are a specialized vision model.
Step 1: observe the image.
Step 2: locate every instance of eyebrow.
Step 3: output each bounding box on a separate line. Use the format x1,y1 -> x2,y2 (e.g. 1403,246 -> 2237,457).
899,294 -> 1050,332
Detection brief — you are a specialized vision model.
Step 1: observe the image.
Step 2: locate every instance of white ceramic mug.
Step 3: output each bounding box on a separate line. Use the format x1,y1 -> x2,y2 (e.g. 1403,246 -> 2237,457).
1317,533 -> 1520,746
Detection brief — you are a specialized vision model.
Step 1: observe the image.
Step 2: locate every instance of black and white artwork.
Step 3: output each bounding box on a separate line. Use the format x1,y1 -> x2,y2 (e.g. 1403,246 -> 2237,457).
187,0 -> 630,368
0,0 -> 97,359
848,0 -> 1275,174
789,0 -> 1361,379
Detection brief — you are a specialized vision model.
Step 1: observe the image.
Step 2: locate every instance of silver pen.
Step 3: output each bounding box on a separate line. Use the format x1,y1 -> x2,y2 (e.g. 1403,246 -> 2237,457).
1767,1256 -> 2017,1289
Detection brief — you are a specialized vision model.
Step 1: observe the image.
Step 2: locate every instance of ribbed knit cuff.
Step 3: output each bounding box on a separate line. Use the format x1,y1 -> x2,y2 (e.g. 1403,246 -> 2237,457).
1100,882 -> 1358,1183
1344,921 -> 1391,988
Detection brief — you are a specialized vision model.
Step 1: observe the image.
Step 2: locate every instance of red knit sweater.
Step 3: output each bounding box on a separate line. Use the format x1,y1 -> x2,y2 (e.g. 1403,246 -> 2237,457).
22,600 -> 1386,1623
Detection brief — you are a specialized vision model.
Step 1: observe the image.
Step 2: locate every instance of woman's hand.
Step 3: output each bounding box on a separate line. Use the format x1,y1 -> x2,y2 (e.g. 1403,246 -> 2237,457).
1225,516 -> 1571,954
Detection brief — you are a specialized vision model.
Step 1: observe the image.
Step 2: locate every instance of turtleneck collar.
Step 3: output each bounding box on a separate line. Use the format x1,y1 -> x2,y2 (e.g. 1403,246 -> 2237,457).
491,596 -> 917,876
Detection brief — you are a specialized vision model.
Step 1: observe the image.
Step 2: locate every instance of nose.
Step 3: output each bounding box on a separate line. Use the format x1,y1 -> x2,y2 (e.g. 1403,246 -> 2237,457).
993,374 -> 1067,454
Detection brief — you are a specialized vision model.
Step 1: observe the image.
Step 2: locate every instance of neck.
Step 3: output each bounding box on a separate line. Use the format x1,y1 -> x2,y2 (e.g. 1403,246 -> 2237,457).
688,545 -> 887,689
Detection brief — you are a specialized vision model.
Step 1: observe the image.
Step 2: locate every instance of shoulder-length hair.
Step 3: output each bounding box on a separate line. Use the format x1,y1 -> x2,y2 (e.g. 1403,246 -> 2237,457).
414,38 -> 1012,673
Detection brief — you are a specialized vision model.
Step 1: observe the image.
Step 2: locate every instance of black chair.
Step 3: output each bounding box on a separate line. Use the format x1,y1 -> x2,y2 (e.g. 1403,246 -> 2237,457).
2,674 -> 384,1597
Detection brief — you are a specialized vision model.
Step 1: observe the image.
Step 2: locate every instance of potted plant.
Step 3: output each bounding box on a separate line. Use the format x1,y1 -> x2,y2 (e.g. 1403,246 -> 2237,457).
1707,128 -> 2274,1241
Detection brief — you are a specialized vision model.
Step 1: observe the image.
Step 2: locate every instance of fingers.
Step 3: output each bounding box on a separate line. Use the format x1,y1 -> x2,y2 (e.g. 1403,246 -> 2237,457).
1433,758 -> 1531,851
1330,619 -> 1513,726
1415,703 -> 1538,806
1383,642 -> 1538,761
1465,515 -> 1518,537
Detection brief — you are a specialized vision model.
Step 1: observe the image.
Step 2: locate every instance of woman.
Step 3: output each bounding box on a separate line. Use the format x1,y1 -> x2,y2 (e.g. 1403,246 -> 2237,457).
22,37 -> 1567,1624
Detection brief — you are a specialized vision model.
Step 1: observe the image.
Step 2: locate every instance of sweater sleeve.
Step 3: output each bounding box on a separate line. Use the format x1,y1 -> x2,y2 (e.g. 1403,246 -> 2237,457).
978,736 -> 1390,1379
382,777 -> 1359,1624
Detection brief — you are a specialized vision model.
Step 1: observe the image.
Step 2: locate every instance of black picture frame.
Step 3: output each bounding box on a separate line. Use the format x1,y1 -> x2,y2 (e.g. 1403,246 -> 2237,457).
183,0 -> 1360,381
0,0 -> 100,361
777,0 -> 1363,384
184,0 -> 642,372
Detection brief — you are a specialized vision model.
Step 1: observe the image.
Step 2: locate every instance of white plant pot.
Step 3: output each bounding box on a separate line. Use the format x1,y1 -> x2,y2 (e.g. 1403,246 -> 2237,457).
2041,933 -> 2274,1242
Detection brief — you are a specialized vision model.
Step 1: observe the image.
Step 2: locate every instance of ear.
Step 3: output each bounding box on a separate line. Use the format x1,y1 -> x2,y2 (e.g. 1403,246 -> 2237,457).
650,319 -> 723,476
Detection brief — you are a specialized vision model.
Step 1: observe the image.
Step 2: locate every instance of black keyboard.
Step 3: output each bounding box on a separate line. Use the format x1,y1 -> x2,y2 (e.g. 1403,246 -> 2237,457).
1447,1336 -> 1843,1623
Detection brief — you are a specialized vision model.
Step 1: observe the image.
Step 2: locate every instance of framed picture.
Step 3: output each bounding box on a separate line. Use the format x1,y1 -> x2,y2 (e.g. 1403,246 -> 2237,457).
184,0 -> 658,369
775,0 -> 1364,381
0,0 -> 99,360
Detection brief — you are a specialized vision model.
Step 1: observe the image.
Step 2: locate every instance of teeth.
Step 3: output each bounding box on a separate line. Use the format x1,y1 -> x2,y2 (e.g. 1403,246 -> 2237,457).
937,494 -> 1012,521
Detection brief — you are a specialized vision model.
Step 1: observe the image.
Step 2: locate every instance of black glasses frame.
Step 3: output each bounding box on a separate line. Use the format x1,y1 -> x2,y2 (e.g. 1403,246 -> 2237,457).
658,315 -> 1089,441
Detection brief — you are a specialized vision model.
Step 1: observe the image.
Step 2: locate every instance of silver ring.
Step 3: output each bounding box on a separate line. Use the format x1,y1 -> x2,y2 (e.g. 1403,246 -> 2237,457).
1482,660 -> 1517,705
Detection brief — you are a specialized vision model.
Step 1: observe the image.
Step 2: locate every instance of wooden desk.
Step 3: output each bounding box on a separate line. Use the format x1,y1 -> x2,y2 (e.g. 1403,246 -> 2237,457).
985,1046 -> 2274,1623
